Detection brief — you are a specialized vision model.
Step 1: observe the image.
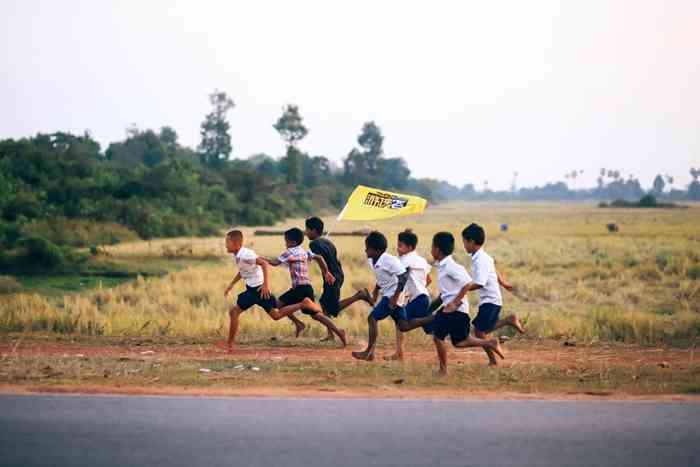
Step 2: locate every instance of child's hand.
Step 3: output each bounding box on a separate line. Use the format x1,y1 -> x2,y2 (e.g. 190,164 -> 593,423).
503,283 -> 514,292
224,287 -> 232,298
444,301 -> 459,313
324,271 -> 336,285
259,284 -> 271,299
389,295 -> 399,309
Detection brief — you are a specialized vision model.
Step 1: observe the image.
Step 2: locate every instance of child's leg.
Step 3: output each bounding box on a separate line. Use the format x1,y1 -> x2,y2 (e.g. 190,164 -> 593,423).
385,322 -> 405,360
352,315 -> 378,361
396,295 -> 433,333
310,312 -> 347,347
287,314 -> 306,337
267,296 -> 306,337
453,335 -> 504,360
339,288 -> 374,310
396,315 -> 435,332
492,314 -> 524,333
433,336 -> 449,375
474,329 -> 498,365
215,304 -> 242,352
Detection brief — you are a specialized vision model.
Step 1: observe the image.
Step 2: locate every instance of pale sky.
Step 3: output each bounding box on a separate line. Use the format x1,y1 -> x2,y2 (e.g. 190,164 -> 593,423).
2,1 -> 699,190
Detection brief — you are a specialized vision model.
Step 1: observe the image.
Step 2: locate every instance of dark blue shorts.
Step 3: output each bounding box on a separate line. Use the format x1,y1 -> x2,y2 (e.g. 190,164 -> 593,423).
433,310 -> 470,346
405,294 -> 433,334
237,285 -> 277,313
319,277 -> 343,317
370,296 -> 407,322
472,303 -> 502,332
279,284 -> 316,315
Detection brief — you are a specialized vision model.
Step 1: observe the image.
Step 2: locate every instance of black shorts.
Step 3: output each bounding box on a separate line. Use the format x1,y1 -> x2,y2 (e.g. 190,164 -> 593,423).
279,284 -> 316,316
237,285 -> 277,313
433,310 -> 470,346
320,276 -> 344,317
472,303 -> 502,333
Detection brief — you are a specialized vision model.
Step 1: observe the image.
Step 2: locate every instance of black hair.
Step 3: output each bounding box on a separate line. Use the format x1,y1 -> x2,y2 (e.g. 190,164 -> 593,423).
432,232 -> 455,256
284,227 -> 304,246
397,229 -> 418,249
365,231 -> 388,253
461,223 -> 485,245
226,229 -> 243,240
305,217 -> 324,235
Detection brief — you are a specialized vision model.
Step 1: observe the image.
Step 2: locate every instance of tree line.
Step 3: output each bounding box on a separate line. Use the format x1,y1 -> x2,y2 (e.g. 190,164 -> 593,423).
1,89 -> 699,271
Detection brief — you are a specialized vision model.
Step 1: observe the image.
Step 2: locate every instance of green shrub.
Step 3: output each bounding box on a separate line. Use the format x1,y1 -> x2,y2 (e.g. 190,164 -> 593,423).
688,266 -> 700,280
18,236 -> 65,268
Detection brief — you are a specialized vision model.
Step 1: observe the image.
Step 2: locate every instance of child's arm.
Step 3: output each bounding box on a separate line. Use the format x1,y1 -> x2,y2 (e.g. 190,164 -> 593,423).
264,257 -> 283,266
255,257 -> 272,299
444,282 -> 481,313
389,271 -> 409,309
224,272 -> 242,298
372,284 -> 380,303
497,269 -> 514,291
312,255 -> 336,285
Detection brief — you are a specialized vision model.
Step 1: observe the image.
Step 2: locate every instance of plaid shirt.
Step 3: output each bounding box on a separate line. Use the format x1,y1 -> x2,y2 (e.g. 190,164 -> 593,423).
278,246 -> 315,288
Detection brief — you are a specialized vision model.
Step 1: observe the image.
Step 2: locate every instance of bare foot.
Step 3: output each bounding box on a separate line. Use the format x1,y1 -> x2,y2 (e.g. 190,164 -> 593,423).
437,368 -> 449,376
351,351 -> 374,361
499,335 -> 510,344
490,338 -> 505,360
213,341 -> 234,353
488,359 -> 499,366
294,321 -> 306,338
383,353 -> 404,361
508,314 -> 524,333
337,329 -> 348,348
357,288 -> 374,306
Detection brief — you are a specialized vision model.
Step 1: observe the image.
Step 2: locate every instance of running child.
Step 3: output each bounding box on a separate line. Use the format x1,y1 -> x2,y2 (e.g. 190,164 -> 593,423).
430,231 -> 504,374
450,223 -> 524,365
385,229 -> 435,361
216,229 -> 304,352
352,231 -> 433,361
304,217 -> 374,342
266,227 -> 348,347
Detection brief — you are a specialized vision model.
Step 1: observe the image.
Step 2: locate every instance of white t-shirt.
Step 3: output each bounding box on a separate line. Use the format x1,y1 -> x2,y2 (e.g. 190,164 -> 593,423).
234,247 -> 264,288
369,253 -> 407,298
436,255 -> 471,314
470,249 -> 502,306
399,251 -> 431,300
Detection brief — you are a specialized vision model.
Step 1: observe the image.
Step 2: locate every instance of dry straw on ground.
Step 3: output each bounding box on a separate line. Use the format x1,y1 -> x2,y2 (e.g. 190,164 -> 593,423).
1,202 -> 699,345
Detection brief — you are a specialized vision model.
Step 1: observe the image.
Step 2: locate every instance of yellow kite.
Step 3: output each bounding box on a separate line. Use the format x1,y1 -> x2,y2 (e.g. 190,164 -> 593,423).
336,185 -> 428,221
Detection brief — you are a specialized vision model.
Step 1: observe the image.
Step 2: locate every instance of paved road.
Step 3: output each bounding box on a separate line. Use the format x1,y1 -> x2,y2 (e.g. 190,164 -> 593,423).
1,395 -> 698,467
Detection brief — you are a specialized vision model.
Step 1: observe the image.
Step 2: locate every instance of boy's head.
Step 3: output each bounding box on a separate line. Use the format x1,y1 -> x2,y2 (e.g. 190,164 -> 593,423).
397,229 -> 418,256
365,231 -> 388,260
461,223 -> 485,254
225,229 -> 244,253
284,227 -> 305,248
431,231 -> 454,261
304,217 -> 324,240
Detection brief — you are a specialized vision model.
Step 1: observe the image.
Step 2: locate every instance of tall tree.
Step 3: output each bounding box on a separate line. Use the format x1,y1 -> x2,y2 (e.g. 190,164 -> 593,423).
199,90 -> 235,167
652,174 -> 665,195
274,104 -> 308,184
273,104 -> 308,146
357,121 -> 383,174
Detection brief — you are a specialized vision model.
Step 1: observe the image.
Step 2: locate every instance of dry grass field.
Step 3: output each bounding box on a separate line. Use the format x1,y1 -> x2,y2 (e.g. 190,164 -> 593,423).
2,202 -> 699,344
1,202 -> 699,397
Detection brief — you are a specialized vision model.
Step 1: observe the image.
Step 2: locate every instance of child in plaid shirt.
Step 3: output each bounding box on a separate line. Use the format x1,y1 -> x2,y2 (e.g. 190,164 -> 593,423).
266,228 -> 347,347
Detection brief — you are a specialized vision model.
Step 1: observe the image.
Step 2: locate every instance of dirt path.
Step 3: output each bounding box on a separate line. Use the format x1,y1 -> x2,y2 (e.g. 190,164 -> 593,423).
2,338 -> 698,400
2,338 -> 697,369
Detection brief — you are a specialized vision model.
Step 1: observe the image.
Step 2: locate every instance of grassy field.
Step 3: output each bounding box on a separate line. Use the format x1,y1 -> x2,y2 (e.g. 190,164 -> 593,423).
1,202 -> 698,345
